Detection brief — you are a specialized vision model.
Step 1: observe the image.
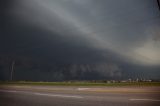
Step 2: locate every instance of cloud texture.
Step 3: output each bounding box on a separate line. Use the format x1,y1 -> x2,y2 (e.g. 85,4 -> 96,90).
0,0 -> 160,80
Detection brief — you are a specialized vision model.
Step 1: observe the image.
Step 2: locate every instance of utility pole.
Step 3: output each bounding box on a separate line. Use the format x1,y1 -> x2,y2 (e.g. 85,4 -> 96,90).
10,60 -> 15,81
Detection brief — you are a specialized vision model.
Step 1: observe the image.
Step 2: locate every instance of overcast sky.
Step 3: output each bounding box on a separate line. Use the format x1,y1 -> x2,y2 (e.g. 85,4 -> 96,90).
0,0 -> 160,81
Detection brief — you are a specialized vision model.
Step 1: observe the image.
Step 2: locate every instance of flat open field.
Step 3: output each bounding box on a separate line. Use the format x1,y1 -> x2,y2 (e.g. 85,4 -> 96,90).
0,82 -> 160,106
1,81 -> 160,86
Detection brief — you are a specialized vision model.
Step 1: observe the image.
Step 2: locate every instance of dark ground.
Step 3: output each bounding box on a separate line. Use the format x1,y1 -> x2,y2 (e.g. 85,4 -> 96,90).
0,85 -> 160,106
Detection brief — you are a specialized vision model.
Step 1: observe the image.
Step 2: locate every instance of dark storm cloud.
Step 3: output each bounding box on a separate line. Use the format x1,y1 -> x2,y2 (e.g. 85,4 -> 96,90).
0,0 -> 160,81
0,17 -> 114,63
9,0 -> 160,65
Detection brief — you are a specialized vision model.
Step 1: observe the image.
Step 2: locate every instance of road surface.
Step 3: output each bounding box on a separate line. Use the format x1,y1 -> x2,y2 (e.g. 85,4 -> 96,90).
0,85 -> 160,106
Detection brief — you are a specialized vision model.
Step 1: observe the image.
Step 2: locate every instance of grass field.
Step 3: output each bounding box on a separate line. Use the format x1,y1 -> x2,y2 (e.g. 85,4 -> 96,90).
0,81 -> 160,86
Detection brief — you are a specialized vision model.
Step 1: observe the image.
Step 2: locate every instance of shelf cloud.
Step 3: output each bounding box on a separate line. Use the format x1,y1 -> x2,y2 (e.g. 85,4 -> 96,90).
0,0 -> 160,81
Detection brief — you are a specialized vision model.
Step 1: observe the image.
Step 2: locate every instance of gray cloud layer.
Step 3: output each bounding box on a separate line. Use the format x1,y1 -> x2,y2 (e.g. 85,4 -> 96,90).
10,0 -> 160,66
0,0 -> 160,81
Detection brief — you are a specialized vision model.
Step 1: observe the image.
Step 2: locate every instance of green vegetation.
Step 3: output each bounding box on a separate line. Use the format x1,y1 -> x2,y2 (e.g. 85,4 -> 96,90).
0,81 -> 160,86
